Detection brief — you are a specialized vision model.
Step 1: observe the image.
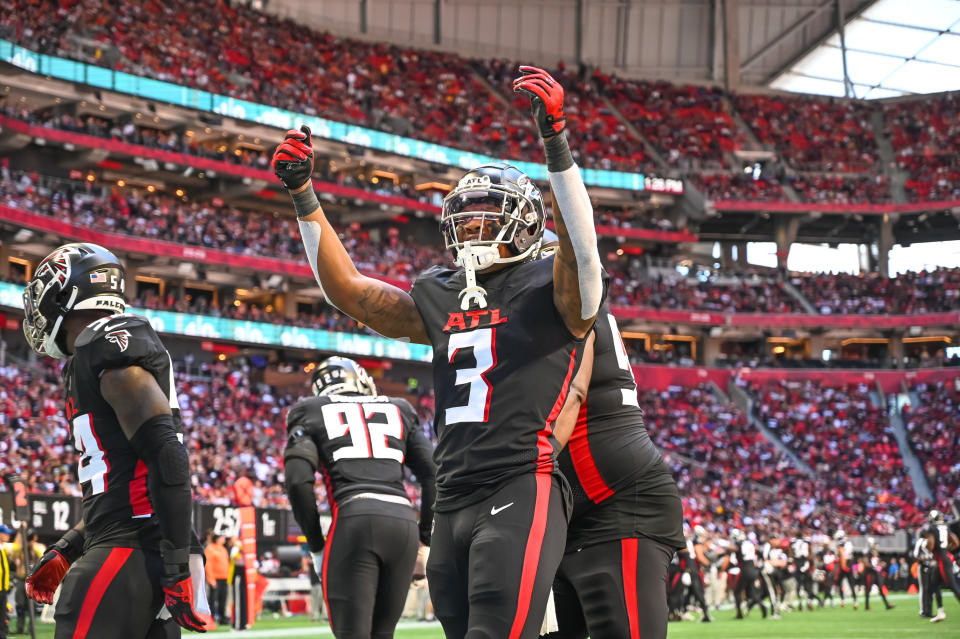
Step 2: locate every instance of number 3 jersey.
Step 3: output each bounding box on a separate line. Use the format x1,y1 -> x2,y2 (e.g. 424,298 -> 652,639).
284,394 -> 436,529
63,313 -> 180,550
410,256 -> 591,512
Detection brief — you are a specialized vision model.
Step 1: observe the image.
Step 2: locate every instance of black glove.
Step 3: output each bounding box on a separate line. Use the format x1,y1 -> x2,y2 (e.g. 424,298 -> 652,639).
513,66 -> 567,139
161,543 -> 207,633
271,125 -> 314,190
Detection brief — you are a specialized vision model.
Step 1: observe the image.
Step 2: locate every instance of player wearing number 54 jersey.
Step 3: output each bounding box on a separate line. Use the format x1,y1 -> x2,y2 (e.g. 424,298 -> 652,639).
273,64 -> 603,639
284,356 -> 437,639
21,242 -> 207,638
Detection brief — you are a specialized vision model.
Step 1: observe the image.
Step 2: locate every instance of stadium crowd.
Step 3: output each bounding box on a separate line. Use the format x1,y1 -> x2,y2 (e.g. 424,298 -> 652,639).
2,350 -> 944,535
748,379 -> 923,531
6,0 -> 960,208
0,104 -> 439,207
902,381 -> 960,516
790,268 -> 960,315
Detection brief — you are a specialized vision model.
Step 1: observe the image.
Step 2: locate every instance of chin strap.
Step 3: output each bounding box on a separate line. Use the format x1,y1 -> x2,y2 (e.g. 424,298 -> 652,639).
455,241 -> 498,310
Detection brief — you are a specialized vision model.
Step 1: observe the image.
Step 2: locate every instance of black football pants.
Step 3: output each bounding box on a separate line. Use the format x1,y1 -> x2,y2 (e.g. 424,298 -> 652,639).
933,549 -> 960,604
836,568 -> 857,605
323,510 -> 419,639
427,472 -> 567,639
54,546 -> 165,639
733,562 -> 767,618
863,568 -> 892,609
544,536 -> 674,639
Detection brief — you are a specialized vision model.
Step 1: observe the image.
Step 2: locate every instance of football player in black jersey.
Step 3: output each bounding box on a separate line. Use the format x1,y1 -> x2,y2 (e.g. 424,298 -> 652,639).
921,510 -> 960,613
858,537 -> 894,611
284,356 -> 437,639
273,64 -> 604,639
536,242 -> 683,639
21,242 -> 207,637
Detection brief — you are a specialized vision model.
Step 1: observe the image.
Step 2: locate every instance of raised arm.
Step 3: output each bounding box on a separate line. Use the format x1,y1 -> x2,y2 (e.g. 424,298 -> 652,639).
514,68 -> 602,338
272,127 -> 429,345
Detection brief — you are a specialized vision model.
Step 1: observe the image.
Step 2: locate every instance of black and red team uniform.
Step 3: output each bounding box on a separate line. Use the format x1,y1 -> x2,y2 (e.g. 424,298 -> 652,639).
56,314 -> 183,639
545,305 -> 683,639
284,393 -> 436,639
411,256 -> 587,639
924,522 -> 960,604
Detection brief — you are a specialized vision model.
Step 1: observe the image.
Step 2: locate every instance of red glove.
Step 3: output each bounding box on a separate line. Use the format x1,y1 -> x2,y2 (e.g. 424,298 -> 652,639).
271,125 -> 314,190
513,66 -> 566,138
163,575 -> 207,633
26,549 -> 71,604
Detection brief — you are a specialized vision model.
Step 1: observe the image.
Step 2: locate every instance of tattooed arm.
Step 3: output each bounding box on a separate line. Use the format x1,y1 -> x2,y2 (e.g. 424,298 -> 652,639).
296,203 -> 430,345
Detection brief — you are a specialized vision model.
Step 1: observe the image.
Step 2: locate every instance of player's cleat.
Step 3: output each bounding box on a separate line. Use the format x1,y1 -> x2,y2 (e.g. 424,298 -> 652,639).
931,609 -> 946,623
885,604 -> 894,610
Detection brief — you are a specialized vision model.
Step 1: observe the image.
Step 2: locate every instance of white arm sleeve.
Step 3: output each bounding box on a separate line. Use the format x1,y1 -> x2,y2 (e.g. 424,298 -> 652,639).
298,218 -> 327,299
548,164 -> 602,320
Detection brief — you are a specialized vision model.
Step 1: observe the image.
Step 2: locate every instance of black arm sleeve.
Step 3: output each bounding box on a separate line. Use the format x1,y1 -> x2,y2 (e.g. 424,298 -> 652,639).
285,457 -> 325,553
127,413 -> 192,552
404,425 -> 437,546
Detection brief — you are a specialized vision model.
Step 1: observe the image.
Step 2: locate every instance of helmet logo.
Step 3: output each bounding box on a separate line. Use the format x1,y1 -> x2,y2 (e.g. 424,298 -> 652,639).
35,246 -> 76,287
105,329 -> 131,352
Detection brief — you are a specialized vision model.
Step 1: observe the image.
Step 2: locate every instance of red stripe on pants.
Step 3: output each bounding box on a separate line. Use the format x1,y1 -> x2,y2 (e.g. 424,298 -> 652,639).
321,493 -> 338,634
621,538 -> 640,639
507,473 -> 552,639
71,547 -> 132,639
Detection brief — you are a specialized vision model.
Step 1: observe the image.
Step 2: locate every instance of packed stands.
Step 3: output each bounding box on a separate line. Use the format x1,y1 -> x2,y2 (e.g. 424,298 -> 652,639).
607,268 -> 801,313
902,381 -> 960,514
734,94 -> 878,173
748,379 -> 921,531
0,169 -> 447,279
606,79 -> 743,170
3,350 -> 939,532
790,268 -> 960,315
884,94 -> 960,202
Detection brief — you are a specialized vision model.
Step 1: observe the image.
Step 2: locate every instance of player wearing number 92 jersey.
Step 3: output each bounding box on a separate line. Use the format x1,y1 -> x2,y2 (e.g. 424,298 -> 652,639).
284,357 -> 437,639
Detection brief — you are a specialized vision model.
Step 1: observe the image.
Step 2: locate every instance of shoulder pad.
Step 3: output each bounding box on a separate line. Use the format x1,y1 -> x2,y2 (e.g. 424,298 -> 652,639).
74,314 -> 166,377
412,265 -> 461,291
390,397 -> 416,414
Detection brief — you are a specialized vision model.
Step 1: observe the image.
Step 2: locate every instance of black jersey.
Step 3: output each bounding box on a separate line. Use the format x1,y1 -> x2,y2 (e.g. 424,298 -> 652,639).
63,313 -> 179,550
558,305 -> 662,512
410,256 -> 588,511
284,394 -> 436,516
925,523 -> 954,551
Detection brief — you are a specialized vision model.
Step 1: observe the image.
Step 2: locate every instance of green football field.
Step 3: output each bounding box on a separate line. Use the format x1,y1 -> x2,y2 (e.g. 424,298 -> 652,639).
22,594 -> 960,638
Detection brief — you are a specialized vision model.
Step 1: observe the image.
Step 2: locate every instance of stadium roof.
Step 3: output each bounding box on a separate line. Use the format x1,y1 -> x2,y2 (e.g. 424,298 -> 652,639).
770,0 -> 960,98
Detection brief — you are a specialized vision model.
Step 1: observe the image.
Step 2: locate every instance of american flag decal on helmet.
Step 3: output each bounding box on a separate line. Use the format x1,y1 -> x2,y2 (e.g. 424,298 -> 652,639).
105,329 -> 132,352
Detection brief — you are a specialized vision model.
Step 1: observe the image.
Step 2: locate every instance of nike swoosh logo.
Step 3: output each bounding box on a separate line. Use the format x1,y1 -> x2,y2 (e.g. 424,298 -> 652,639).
490,503 -> 514,516
103,322 -> 126,332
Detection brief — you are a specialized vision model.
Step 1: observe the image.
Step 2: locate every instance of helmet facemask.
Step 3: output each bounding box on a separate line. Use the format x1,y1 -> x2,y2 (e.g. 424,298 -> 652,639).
441,171 -> 544,310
